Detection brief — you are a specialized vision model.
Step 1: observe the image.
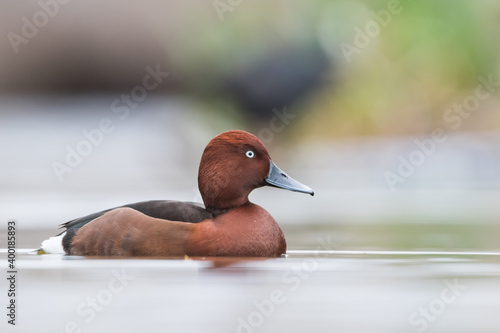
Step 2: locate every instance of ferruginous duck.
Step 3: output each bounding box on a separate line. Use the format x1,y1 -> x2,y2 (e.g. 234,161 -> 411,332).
40,130 -> 314,257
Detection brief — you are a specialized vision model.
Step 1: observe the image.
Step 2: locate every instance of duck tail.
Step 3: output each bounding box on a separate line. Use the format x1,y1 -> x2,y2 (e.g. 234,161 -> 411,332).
39,232 -> 66,254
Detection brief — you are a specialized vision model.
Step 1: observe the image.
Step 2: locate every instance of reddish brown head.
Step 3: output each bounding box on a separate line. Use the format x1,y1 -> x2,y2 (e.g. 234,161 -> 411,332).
198,130 -> 313,215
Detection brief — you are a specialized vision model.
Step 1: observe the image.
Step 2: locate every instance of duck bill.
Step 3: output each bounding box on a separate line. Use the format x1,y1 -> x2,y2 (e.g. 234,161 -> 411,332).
264,160 -> 314,196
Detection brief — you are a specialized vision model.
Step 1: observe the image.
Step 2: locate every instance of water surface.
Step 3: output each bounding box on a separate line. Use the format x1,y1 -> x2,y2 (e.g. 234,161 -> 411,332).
1,245 -> 499,333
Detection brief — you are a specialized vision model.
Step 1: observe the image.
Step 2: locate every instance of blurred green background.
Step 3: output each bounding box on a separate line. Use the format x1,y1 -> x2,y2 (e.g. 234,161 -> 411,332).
2,0 -> 500,135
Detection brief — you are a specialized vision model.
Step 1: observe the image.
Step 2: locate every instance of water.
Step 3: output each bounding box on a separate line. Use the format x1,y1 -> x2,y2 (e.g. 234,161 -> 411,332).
1,245 -> 499,333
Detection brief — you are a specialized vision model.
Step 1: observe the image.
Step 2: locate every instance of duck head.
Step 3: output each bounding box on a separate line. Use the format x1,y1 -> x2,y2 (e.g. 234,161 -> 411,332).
198,130 -> 314,215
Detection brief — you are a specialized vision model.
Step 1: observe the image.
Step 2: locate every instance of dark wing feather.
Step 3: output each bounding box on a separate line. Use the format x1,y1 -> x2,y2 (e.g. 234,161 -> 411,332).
59,200 -> 211,234
60,200 -> 212,254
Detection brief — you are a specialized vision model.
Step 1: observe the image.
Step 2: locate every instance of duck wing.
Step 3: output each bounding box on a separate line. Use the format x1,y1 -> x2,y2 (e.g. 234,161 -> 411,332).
59,200 -> 211,234
57,200 -> 211,254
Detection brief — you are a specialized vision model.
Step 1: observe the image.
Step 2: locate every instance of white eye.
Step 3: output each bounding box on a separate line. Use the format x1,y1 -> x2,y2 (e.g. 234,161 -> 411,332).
245,150 -> 255,158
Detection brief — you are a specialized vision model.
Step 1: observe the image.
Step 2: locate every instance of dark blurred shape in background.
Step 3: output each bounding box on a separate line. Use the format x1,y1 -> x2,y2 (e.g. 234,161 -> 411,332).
0,1 -> 336,128
222,44 -> 331,123
0,2 -> 176,94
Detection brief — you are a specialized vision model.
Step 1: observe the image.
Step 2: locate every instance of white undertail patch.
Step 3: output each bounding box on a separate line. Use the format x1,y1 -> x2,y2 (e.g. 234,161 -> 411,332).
40,232 -> 66,254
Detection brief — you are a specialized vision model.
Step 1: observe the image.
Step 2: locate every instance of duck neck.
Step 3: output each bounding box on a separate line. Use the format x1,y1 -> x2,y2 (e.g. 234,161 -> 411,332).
204,195 -> 250,217
206,207 -> 230,217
